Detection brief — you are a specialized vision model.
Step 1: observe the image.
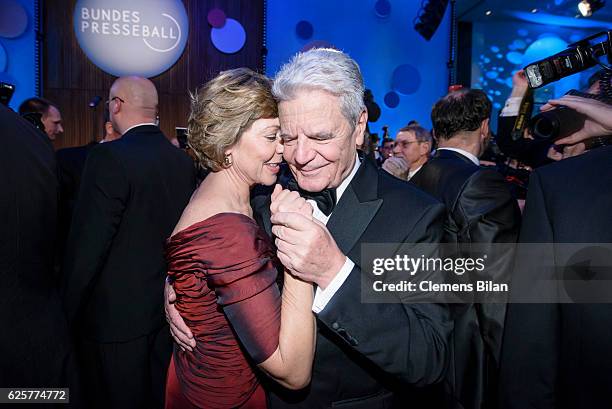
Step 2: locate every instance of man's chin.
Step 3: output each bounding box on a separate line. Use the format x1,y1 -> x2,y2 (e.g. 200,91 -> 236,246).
295,177 -> 329,193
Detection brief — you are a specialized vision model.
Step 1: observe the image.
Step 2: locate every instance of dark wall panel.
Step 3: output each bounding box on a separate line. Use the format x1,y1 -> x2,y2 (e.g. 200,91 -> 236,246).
43,0 -> 265,149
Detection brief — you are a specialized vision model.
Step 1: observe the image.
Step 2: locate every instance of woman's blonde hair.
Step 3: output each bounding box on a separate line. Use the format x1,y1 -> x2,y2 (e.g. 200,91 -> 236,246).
188,68 -> 278,171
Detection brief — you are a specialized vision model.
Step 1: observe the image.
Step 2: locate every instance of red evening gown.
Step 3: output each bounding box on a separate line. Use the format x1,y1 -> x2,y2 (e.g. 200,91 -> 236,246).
164,213 -> 281,409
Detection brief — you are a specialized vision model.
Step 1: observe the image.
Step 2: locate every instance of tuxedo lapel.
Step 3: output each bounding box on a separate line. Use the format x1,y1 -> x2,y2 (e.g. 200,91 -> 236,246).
252,194 -> 273,238
327,159 -> 382,256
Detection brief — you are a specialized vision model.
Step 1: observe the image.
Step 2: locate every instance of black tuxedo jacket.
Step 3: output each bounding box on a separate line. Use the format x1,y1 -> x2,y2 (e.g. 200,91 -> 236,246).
0,104 -> 77,389
411,149 -> 521,409
61,125 -> 195,342
500,145 -> 612,409
253,157 -> 452,408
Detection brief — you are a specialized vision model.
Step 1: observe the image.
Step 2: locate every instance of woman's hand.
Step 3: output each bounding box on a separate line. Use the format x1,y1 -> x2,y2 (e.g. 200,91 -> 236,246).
270,184 -> 313,219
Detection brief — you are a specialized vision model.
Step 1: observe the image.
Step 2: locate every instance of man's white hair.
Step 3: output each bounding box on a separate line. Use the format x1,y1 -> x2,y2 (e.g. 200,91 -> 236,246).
272,48 -> 366,125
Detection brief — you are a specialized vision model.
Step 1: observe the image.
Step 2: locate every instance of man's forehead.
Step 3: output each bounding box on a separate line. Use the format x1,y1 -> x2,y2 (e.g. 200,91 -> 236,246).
396,130 -> 415,140
46,106 -> 61,119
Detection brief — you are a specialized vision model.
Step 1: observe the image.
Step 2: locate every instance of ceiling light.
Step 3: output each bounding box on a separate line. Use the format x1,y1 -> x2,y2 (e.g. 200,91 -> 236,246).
531,8 -> 538,13
578,0 -> 606,17
485,10 -> 492,15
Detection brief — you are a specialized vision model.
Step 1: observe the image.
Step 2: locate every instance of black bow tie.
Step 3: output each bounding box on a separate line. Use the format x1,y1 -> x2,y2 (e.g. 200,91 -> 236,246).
286,178 -> 337,216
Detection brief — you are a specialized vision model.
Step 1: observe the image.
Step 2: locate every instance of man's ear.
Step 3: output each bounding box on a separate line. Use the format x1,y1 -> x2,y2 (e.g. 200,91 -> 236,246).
111,100 -> 121,116
355,109 -> 368,147
420,141 -> 431,155
480,118 -> 490,139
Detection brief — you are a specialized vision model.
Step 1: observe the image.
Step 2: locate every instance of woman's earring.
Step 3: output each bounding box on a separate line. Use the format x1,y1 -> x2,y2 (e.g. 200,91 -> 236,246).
223,154 -> 233,167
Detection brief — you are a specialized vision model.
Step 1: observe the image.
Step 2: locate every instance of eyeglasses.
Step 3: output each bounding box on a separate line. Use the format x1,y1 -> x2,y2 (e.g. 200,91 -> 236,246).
396,140 -> 421,148
105,96 -> 125,107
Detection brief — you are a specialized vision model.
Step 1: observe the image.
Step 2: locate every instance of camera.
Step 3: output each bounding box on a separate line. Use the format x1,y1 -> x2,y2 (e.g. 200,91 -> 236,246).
524,31 -> 611,89
523,31 -> 612,141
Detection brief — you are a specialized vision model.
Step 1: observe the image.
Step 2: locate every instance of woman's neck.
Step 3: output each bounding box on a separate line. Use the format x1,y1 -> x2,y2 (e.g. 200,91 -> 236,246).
200,169 -> 252,216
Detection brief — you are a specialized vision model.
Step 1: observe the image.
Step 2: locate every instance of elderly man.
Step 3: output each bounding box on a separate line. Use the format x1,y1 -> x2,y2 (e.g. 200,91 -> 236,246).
62,76 -> 195,409
383,124 -> 432,180
18,97 -> 64,141
166,48 -> 451,408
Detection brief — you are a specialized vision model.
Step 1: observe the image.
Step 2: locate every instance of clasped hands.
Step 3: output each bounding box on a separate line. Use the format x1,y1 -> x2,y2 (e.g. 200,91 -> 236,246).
269,184 -> 346,290
165,184 -> 346,352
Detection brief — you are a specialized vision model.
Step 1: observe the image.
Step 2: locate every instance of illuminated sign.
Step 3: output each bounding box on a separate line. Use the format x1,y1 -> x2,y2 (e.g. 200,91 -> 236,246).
74,0 -> 188,77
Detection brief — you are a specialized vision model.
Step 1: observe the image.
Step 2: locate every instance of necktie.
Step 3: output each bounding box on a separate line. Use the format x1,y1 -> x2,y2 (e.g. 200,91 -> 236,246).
286,178 -> 337,216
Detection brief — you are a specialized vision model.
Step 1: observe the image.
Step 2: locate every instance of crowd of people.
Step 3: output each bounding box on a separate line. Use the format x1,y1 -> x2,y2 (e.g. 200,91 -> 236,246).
2,47 -> 612,409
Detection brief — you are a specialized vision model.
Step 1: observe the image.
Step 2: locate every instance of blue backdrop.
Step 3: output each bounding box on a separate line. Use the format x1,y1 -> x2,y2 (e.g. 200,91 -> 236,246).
0,0 -> 36,110
471,21 -> 604,131
265,0 -> 451,137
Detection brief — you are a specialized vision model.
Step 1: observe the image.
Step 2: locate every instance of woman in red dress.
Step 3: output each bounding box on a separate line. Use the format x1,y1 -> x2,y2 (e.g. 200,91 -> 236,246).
164,68 -> 316,409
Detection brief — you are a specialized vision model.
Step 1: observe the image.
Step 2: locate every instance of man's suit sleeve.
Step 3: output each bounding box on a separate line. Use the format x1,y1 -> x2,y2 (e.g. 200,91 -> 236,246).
61,146 -> 128,325
457,169 -> 521,363
498,170 -> 559,409
317,203 -> 452,386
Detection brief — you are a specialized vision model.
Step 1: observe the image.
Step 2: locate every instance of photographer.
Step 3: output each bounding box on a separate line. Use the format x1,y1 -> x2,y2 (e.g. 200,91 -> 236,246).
539,93 -> 612,159
500,93 -> 612,409
496,70 -> 555,167
498,69 -> 611,165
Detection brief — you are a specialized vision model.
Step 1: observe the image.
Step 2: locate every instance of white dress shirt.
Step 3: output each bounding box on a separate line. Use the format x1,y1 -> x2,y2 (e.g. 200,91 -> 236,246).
407,164 -> 423,180
437,147 -> 480,166
310,153 -> 360,313
122,122 -> 158,135
500,96 -> 523,117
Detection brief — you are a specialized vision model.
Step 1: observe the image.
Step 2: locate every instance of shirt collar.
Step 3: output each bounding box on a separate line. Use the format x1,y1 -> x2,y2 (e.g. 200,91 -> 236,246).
122,122 -> 158,135
336,152 -> 361,203
437,147 -> 480,166
408,164 -> 423,180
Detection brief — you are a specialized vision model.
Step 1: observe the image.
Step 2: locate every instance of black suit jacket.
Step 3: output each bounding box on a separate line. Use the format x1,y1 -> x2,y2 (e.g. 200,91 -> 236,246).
0,104 -> 77,390
56,142 -> 98,271
253,157 -> 452,409
61,125 -> 195,342
411,149 -> 521,409
499,145 -> 612,409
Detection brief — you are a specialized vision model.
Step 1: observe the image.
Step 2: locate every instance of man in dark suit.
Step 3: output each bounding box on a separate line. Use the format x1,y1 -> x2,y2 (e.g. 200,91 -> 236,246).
0,104 -> 80,406
411,88 -> 521,409
61,76 -> 195,409
500,95 -> 612,409
56,110 -> 121,273
18,97 -> 64,142
166,48 -> 452,408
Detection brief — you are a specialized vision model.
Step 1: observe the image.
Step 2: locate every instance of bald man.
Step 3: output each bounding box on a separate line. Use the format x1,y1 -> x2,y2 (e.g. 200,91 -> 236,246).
61,76 -> 196,409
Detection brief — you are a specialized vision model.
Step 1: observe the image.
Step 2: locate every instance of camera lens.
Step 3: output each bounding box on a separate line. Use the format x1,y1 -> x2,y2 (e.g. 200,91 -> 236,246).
529,106 -> 586,142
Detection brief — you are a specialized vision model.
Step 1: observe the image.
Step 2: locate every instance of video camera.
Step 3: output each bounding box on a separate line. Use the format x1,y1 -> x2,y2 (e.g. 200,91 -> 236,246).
523,31 -> 612,141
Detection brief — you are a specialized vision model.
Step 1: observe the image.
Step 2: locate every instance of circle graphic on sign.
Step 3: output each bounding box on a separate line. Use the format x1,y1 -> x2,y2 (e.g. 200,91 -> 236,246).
211,18 -> 246,54
74,0 -> 188,78
0,0 -> 29,39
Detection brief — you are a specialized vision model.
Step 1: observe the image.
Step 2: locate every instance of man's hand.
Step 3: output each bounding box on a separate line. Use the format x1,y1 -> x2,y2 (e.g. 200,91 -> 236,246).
542,95 -> 612,145
164,280 -> 195,351
382,156 -> 409,180
270,212 -> 345,289
510,70 -> 529,98
541,95 -> 612,160
546,143 -> 587,161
